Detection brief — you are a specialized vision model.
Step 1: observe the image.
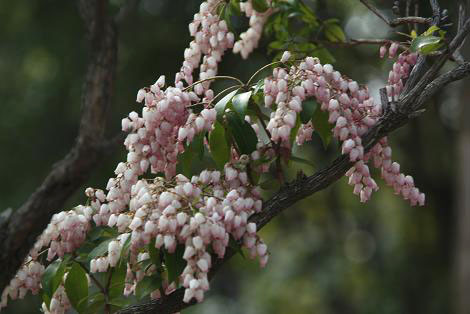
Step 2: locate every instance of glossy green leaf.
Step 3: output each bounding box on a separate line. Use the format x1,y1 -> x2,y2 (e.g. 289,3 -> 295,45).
65,262 -> 88,313
410,35 -> 443,54
312,108 -> 333,149
226,111 -> 258,155
41,258 -> 67,305
230,0 -> 241,15
209,121 -> 231,169
290,155 -> 315,168
300,99 -> 318,124
325,23 -> 346,43
164,245 -> 186,285
252,79 -> 265,95
289,115 -> 302,147
108,260 -> 127,299
148,243 -> 161,267
232,91 -> 252,117
119,234 -> 132,262
87,226 -> 118,242
135,274 -> 162,299
252,0 -> 269,12
88,238 -> 114,260
215,89 -> 238,120
423,25 -> 440,36
192,132 -> 205,160
83,292 -> 105,314
108,297 -> 134,309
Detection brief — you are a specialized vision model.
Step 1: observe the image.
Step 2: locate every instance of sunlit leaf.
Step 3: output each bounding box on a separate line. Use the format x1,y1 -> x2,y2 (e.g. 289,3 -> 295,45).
232,91 -> 252,117
410,35 -> 443,54
423,25 -> 440,36
215,89 -> 238,120
325,23 -> 346,43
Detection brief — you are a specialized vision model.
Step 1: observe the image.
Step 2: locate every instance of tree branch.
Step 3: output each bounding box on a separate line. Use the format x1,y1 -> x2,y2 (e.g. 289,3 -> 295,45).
0,0 -> 120,292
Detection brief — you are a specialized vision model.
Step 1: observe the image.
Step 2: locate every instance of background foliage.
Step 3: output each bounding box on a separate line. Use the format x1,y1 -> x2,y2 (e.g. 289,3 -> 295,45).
0,0 -> 465,313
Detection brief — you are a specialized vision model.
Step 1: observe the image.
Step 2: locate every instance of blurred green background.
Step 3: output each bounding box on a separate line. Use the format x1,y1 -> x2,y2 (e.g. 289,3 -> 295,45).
1,0 -> 468,313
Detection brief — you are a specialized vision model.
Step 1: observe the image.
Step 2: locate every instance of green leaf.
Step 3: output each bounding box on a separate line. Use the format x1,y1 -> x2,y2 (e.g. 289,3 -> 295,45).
252,0 -> 269,12
226,111 -> 258,155
228,236 -> 245,258
119,234 -> 132,262
410,35 -> 443,54
109,260 -> 127,299
164,245 -> 186,285
83,292 -> 105,314
88,226 -> 118,242
65,262 -> 88,313
177,145 -> 193,177
108,297 -> 134,308
423,25 -> 440,36
325,23 -> 346,43
252,79 -> 265,95
41,258 -> 68,305
177,132 -> 206,177
259,178 -> 280,190
148,243 -> 161,267
312,108 -> 333,149
88,238 -> 114,260
289,115 -> 302,147
312,46 -> 336,64
209,121 -> 231,169
135,274 -> 162,299
300,99 -> 318,124
290,155 -> 315,168
230,0 -> 241,15
232,91 -> 252,117
41,292 -> 51,310
192,131 -> 205,160
215,89 -> 238,121
247,163 -> 261,185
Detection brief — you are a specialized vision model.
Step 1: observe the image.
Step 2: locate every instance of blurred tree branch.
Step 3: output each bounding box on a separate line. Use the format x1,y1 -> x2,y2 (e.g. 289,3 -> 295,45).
0,0 -> 130,292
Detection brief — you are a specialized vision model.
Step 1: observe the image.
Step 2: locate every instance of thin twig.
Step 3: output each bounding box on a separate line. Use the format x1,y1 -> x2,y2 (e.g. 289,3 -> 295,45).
359,0 -> 390,25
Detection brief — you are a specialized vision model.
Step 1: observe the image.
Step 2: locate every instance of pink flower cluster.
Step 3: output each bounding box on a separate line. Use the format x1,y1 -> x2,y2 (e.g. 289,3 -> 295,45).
233,0 -> 273,59
0,259 -> 44,309
90,164 -> 266,303
262,53 -> 424,205
178,0 -> 235,96
385,51 -> 418,99
41,284 -> 71,314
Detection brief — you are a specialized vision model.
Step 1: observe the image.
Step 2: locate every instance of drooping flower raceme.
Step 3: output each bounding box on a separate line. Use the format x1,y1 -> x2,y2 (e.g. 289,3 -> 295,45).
1,1 -> 427,312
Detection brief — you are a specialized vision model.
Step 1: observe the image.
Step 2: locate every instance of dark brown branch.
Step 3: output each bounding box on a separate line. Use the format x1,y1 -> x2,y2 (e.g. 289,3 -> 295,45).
0,0 -> 119,292
389,16 -> 432,27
